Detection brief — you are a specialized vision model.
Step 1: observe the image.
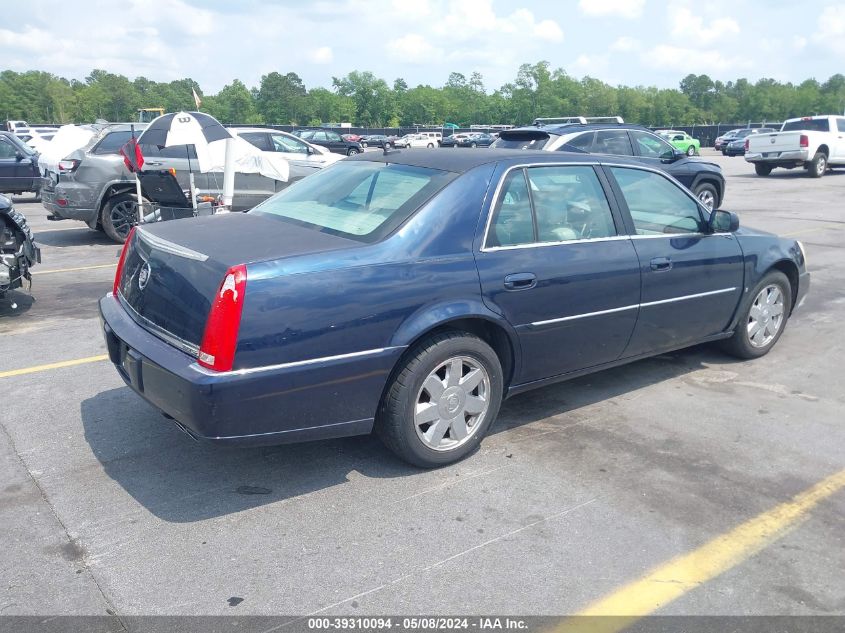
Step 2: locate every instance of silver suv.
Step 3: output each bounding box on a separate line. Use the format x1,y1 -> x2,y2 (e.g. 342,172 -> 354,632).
41,124 -> 338,242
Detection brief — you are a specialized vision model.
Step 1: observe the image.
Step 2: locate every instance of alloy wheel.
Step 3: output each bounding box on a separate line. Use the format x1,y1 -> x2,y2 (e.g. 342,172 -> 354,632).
111,200 -> 137,239
414,356 -> 490,452
747,284 -> 785,348
697,189 -> 715,211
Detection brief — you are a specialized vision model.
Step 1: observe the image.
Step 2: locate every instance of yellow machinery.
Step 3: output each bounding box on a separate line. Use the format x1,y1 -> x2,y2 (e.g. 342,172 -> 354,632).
137,108 -> 165,123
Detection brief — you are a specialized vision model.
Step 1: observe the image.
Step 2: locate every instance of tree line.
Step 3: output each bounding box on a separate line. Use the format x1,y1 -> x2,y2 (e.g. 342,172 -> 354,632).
2,62 -> 844,128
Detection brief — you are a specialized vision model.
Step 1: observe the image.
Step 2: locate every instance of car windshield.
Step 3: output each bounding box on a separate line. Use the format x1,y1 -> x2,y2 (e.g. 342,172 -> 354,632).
250,161 -> 456,243
782,119 -> 830,132
492,132 -> 550,150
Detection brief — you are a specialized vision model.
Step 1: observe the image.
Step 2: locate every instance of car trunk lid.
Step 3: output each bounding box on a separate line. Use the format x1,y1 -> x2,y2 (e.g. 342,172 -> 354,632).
116,213 -> 359,354
748,131 -> 802,154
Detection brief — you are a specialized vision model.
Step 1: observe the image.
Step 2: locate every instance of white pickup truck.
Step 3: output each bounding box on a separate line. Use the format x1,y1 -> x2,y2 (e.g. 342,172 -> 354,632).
745,115 -> 845,177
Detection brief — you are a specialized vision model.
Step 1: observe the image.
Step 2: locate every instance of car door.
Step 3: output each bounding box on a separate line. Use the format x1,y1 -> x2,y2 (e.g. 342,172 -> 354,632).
833,118 -> 845,161
604,165 -> 744,357
324,130 -> 346,153
0,135 -> 35,192
269,132 -> 325,182
475,163 -> 641,383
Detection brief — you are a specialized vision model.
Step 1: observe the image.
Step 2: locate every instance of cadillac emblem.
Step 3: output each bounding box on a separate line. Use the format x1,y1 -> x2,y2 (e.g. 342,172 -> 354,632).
138,261 -> 151,290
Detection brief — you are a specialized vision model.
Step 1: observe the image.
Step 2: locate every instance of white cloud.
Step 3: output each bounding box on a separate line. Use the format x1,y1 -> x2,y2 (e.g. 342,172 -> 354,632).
534,19 -> 564,42
815,5 -> 845,54
579,0 -> 645,19
309,47 -> 334,64
610,36 -> 641,52
570,54 -> 610,76
669,7 -> 739,45
386,34 -> 444,64
641,44 -> 752,73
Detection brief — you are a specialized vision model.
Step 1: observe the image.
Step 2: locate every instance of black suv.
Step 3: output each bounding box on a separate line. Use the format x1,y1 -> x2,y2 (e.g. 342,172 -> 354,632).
294,129 -> 363,156
492,119 -> 725,210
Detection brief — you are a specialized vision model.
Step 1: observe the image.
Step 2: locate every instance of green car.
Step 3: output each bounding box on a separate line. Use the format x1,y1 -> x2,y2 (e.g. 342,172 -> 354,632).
657,130 -> 700,156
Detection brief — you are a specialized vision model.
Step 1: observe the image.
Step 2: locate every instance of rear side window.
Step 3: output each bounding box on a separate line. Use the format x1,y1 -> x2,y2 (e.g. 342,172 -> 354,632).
487,165 -> 616,248
239,132 -> 273,151
782,119 -> 830,132
561,132 -> 594,151
139,144 -> 198,159
93,131 -> 134,154
611,167 -> 704,235
593,130 -> 634,156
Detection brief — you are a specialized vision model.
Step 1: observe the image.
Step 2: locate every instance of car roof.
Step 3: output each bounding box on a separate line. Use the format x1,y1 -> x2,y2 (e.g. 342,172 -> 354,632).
346,148 -> 644,173
229,126 -> 290,135
504,122 -> 652,136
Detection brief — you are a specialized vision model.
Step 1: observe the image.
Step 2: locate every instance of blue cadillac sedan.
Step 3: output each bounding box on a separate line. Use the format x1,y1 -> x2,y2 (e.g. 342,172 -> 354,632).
100,149 -> 809,467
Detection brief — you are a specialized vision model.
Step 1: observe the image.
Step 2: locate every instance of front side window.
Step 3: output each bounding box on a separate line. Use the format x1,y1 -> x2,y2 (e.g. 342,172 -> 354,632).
610,167 -> 704,235
326,131 -> 342,142
593,130 -> 634,156
251,161 -> 455,243
271,134 -> 308,154
0,138 -> 17,159
836,118 -> 845,133
312,131 -> 328,142
630,130 -> 674,159
486,165 -> 616,248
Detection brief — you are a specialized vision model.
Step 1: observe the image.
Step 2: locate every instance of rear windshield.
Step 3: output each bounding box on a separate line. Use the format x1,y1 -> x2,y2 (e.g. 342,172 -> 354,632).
782,119 -> 830,132
492,132 -> 550,150
250,161 -> 456,243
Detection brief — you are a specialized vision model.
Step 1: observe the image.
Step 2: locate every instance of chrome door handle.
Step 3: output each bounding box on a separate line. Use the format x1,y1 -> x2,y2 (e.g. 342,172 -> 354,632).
650,257 -> 672,272
504,272 -> 537,290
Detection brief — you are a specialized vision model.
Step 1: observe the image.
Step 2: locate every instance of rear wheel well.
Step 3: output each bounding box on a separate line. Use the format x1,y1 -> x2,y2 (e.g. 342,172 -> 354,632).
817,145 -> 829,157
98,184 -> 136,215
382,318 -> 516,408
770,260 -> 799,313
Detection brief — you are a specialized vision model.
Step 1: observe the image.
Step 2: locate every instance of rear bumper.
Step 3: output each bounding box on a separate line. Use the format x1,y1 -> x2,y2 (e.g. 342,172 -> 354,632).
99,294 -> 404,446
745,149 -> 809,164
40,187 -> 98,222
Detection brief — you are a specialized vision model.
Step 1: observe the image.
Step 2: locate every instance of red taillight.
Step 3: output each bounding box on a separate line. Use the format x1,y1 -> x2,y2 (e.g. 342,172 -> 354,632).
800,134 -> 809,148
744,139 -> 749,151
57,159 -> 79,172
112,226 -> 136,296
197,264 -> 248,372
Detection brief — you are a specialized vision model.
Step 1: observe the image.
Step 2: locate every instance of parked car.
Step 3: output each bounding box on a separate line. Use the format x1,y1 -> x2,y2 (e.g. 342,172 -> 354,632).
1,195 -> 40,299
441,133 -> 474,148
293,129 -> 363,155
341,133 -> 362,143
492,120 -> 726,210
100,149 -> 808,467
724,128 -> 776,156
714,129 -> 741,152
746,115 -> 845,177
657,130 -> 700,156
233,127 -> 342,175
396,134 -> 438,149
458,132 -> 495,148
0,131 -> 41,200
41,123 -> 310,243
360,134 -> 394,149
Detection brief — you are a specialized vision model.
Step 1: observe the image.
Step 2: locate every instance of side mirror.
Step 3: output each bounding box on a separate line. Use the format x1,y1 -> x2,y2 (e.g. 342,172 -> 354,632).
661,148 -> 684,163
15,151 -> 25,162
709,209 -> 739,233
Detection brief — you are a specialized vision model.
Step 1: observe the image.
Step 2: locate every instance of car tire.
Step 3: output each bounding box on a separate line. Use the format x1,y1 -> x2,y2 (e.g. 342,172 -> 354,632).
693,182 -> 719,211
471,142 -> 477,148
686,145 -> 696,156
720,270 -> 792,360
347,148 -> 360,156
721,149 -> 728,156
376,331 -> 503,468
361,142 -> 368,148
807,152 -> 827,178
427,143 -> 434,148
755,163 -> 773,176
102,192 -> 145,243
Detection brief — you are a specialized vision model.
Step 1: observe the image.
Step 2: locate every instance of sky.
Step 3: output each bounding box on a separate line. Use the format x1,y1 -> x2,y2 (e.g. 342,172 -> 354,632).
1,0 -> 844,94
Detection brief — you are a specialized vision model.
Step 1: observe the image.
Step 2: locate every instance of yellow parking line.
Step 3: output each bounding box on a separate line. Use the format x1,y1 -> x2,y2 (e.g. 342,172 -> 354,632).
554,469 -> 845,633
31,263 -> 116,275
0,354 -> 109,379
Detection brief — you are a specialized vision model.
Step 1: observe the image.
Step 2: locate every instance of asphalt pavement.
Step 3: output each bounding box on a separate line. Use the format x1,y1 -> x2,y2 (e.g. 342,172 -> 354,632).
1,151 -> 843,622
